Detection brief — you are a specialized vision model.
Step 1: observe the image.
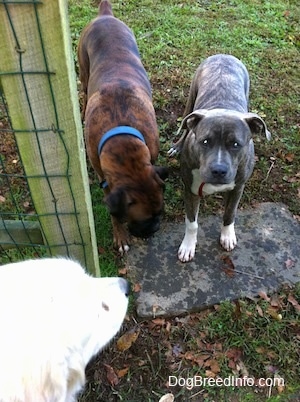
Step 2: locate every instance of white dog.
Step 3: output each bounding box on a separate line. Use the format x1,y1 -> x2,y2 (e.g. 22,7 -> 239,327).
0,258 -> 129,402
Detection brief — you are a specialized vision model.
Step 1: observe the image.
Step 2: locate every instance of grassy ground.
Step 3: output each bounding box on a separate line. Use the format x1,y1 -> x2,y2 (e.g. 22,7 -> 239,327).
68,0 -> 300,401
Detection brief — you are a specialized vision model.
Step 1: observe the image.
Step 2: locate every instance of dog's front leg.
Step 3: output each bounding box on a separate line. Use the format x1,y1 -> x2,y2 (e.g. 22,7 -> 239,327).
178,190 -> 200,262
220,185 -> 245,251
111,216 -> 130,254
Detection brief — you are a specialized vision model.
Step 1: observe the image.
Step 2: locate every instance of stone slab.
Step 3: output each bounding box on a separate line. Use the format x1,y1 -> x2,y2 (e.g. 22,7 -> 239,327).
126,203 -> 300,318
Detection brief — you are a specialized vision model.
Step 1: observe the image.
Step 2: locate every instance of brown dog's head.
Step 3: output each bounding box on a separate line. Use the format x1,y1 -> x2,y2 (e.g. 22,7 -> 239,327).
105,166 -> 168,238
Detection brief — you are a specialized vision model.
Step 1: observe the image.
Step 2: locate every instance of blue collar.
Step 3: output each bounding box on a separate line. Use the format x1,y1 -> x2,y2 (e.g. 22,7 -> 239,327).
98,126 -> 146,189
98,126 -> 146,156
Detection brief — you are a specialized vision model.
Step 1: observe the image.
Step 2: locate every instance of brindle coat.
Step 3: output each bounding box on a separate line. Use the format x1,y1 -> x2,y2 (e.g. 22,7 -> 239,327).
78,0 -> 167,252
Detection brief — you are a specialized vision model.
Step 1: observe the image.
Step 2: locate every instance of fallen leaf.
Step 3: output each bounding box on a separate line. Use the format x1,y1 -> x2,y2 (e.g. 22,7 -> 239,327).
285,152 -> 294,162
158,394 -> 174,402
116,326 -> 140,351
205,370 -> 217,378
116,366 -> 129,378
221,255 -> 235,268
194,354 -> 211,367
118,267 -> 127,275
104,364 -> 119,386
287,294 -> 300,312
151,318 -> 165,326
220,255 -> 235,277
133,282 -> 141,292
233,300 -> 242,320
226,347 -> 242,358
98,246 -> 105,254
0,195 -> 6,203
256,305 -> 264,317
205,359 -> 220,374
274,373 -> 285,393
258,291 -> 270,301
236,360 -> 249,377
270,294 -> 283,308
285,259 -> 296,269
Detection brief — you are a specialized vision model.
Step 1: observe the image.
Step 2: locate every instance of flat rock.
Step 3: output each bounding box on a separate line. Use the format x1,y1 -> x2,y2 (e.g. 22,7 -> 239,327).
126,203 -> 300,318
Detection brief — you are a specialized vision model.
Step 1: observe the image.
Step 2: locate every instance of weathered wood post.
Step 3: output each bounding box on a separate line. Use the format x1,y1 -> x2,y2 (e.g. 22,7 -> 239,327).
0,0 -> 100,276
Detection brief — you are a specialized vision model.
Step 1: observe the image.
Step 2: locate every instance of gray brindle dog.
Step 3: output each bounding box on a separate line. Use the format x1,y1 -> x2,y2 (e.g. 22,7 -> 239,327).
169,54 -> 271,262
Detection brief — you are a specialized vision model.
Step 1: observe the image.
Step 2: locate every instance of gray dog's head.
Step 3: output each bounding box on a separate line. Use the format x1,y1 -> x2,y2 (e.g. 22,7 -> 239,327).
180,108 -> 271,184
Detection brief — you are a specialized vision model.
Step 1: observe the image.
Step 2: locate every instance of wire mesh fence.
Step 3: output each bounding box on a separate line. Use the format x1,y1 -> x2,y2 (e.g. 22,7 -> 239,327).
0,0 -> 99,275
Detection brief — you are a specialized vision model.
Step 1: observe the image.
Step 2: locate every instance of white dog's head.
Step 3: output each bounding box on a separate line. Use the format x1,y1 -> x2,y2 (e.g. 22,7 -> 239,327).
0,258 -> 129,402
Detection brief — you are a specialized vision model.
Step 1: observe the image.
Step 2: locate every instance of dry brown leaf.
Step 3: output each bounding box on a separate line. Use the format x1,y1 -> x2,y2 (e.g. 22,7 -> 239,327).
104,364 -> 119,386
236,360 -> 249,377
258,291 -> 270,301
256,305 -> 264,317
285,152 -> 295,162
233,300 -> 242,320
206,359 -> 220,374
151,318 -> 165,326
116,326 -> 140,352
98,246 -> 105,255
274,373 -> 285,393
205,370 -> 217,378
194,354 -> 211,367
118,267 -> 128,275
220,255 -> 235,277
116,366 -> 129,378
225,347 -> 242,361
133,282 -> 141,292
287,294 -> 300,312
285,259 -> 296,269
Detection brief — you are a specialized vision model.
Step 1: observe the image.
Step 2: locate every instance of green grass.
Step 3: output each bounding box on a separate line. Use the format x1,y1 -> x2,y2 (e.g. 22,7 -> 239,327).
1,0 -> 299,400
67,1 -> 300,400
68,1 -> 300,401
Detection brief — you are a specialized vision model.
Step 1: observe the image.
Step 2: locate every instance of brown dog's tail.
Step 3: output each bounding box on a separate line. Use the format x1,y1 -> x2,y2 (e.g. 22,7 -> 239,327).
99,0 -> 113,16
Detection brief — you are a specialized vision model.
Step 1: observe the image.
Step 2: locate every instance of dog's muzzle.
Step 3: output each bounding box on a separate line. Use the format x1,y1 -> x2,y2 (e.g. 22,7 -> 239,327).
211,162 -> 228,180
128,215 -> 160,238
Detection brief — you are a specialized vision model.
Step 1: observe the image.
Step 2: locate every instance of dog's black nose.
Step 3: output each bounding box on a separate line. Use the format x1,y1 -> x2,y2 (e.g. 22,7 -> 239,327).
128,216 -> 160,238
119,278 -> 131,297
211,163 -> 228,178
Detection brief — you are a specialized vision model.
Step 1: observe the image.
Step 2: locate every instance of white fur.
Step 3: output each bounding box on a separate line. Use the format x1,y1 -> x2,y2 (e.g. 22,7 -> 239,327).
191,169 -> 235,195
178,171 -> 237,262
178,216 -> 198,262
220,222 -> 237,251
0,258 -> 129,402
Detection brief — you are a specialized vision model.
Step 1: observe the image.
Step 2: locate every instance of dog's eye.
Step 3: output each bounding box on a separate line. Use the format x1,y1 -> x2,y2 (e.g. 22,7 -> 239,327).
232,142 -> 239,148
202,139 -> 209,146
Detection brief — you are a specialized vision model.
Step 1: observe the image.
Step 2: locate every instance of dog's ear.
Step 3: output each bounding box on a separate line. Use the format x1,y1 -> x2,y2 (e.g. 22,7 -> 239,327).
105,188 -> 128,221
244,113 -> 271,140
154,166 -> 168,181
153,166 -> 168,189
183,110 -> 207,131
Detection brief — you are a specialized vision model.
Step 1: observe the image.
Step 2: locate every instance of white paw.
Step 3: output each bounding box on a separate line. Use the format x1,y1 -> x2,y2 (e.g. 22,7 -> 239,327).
118,244 -> 130,254
220,223 -> 237,251
167,146 -> 178,157
178,219 -> 198,262
178,240 -> 197,262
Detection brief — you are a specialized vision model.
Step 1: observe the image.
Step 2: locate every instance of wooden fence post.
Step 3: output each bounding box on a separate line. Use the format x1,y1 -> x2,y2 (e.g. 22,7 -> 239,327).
0,0 -> 100,276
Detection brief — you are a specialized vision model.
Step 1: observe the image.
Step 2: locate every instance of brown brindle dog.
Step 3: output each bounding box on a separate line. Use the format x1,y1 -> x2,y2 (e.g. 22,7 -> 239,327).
78,0 -> 167,253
